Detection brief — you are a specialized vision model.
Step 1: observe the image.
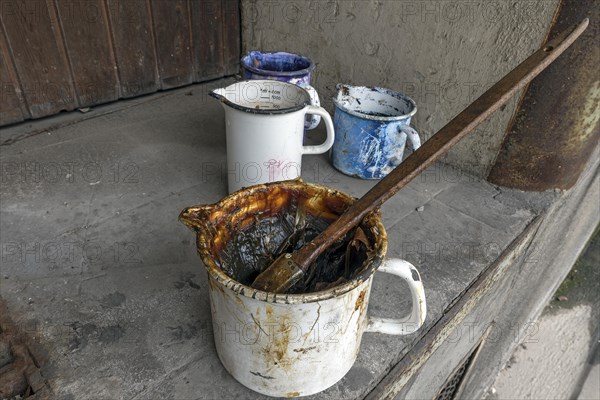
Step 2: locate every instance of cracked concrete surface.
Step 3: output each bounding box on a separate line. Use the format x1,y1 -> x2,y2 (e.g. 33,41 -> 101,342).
0,80 -> 559,398
487,229 -> 600,400
490,305 -> 594,399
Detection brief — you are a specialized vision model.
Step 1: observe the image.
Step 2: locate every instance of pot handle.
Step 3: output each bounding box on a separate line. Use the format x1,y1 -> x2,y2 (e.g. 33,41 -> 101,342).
365,258 -> 426,335
302,84 -> 322,130
302,105 -> 335,155
398,125 -> 422,154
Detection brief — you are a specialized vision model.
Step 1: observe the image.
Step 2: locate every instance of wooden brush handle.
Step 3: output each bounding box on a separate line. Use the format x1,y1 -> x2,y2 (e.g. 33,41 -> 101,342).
292,18 -> 589,272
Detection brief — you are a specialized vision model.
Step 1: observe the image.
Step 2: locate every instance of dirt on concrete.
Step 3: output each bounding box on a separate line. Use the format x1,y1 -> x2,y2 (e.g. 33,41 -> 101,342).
486,226 -> 600,400
0,299 -> 52,400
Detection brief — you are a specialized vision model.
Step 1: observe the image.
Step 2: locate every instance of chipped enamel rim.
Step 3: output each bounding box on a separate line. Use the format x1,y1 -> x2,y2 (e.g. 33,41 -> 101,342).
333,84 -> 417,122
240,51 -> 315,78
210,80 -> 311,115
180,180 -> 388,304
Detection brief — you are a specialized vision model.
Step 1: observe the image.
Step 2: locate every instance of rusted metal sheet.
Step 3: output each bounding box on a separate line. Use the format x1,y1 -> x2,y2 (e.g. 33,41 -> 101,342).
106,0 -> 159,98
488,0 -> 600,191
0,0 -> 240,126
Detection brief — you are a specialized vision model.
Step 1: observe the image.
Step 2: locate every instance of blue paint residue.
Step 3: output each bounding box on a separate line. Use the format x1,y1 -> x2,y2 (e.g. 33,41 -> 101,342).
332,110 -> 409,179
331,85 -> 421,179
241,51 -> 314,84
240,51 -> 320,130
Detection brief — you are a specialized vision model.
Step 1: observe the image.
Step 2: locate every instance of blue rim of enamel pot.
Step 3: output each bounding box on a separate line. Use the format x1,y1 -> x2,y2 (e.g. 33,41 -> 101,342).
241,51 -> 315,78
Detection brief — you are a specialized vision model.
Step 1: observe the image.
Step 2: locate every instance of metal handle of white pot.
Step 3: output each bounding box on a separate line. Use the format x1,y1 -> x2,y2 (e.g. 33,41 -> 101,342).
302,105 -> 335,155
303,84 -> 322,130
399,125 -> 422,153
365,258 -> 426,335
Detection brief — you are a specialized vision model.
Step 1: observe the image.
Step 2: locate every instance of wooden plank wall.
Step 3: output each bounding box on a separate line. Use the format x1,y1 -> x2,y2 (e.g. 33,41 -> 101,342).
0,0 -> 240,126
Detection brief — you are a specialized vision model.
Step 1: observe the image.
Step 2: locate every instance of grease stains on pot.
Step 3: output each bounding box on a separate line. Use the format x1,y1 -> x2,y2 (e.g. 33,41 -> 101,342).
179,180 -> 426,397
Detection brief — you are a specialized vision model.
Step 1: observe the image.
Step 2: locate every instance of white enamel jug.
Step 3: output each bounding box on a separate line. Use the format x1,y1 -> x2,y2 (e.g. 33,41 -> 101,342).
210,80 -> 335,193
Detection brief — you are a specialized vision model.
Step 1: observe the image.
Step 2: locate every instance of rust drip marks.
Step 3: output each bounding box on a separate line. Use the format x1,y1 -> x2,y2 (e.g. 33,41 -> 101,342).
293,346 -> 317,354
259,305 -> 294,371
355,290 -> 366,311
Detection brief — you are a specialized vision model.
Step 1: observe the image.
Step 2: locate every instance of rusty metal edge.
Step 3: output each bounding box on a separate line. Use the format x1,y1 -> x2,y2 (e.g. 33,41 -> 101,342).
0,298 -> 53,399
492,0 -> 564,170
363,214 -> 545,400
488,0 -> 599,191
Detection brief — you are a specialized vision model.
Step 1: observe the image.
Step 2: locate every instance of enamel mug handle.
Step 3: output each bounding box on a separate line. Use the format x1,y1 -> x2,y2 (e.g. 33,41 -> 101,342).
302,105 -> 335,155
365,258 -> 427,335
399,125 -> 422,152
303,84 -> 322,130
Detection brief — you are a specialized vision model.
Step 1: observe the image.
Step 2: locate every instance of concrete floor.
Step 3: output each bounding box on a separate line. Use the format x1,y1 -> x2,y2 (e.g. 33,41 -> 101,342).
0,79 -> 590,399
579,350 -> 600,400
488,230 -> 600,400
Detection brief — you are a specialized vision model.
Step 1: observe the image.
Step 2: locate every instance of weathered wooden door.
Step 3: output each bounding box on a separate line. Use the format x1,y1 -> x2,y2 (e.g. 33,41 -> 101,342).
0,0 -> 240,126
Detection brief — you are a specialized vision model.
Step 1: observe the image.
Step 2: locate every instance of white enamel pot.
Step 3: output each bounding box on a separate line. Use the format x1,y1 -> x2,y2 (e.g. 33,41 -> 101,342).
179,180 -> 426,397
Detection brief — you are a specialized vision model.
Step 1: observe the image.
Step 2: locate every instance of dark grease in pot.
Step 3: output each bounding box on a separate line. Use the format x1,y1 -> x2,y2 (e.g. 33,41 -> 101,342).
216,197 -> 374,294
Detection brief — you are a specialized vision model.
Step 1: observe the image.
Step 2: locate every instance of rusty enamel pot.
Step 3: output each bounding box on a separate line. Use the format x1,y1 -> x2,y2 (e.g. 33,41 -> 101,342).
179,180 -> 426,397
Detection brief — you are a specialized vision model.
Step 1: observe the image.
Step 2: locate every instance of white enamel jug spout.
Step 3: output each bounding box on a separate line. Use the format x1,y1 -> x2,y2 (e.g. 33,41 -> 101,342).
209,87 -> 227,103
